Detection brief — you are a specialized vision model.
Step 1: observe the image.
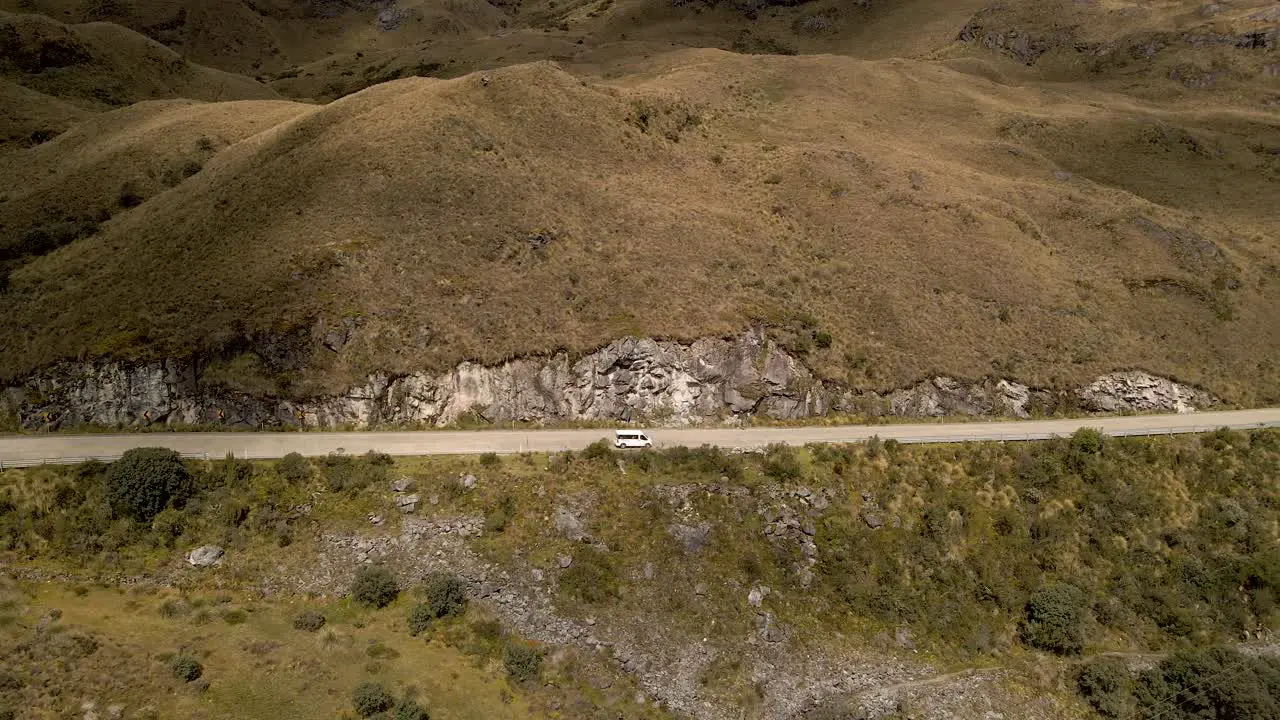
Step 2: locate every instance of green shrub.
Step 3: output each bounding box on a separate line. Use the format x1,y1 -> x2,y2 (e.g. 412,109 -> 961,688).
407,603 -> 436,637
293,610 -> 326,632
150,507 -> 185,542
106,448 -> 193,522
395,698 -> 429,720
172,656 -> 203,682
479,452 -> 501,467
1134,646 -> 1280,720
321,452 -> 391,493
484,494 -> 516,534
1076,657 -> 1132,718
276,453 -> 312,483
422,572 -> 468,620
221,609 -> 247,625
503,641 -> 542,683
814,330 -> 833,349
351,681 -> 395,717
762,444 -> 803,481
560,546 -> 619,604
408,573 -> 469,635
1021,583 -> 1087,654
352,566 -> 399,609
581,439 -> 615,461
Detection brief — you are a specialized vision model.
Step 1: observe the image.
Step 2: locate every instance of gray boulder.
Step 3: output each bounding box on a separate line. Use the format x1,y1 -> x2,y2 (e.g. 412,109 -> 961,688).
396,493 -> 420,514
667,523 -> 712,555
186,545 -> 224,567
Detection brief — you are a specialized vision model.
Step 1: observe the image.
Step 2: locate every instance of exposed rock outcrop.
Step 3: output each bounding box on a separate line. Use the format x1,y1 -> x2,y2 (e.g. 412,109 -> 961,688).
1,331 -> 1215,431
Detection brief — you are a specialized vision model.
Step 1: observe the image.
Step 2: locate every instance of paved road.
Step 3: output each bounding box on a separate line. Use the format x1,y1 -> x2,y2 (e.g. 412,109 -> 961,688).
1,408 -> 1277,468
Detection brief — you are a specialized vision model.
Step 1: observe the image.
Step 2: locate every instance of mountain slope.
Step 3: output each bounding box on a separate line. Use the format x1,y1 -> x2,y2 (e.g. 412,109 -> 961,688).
1,53 -> 1276,405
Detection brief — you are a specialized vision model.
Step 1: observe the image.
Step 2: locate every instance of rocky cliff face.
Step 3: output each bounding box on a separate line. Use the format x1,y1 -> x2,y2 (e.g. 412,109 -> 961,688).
1,331 -> 1216,430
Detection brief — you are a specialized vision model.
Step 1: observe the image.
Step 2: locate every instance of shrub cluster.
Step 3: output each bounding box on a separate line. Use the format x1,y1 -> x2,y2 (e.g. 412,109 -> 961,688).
171,656 -> 203,682
106,448 -> 193,522
350,682 -> 428,719
407,572 -> 468,635
321,451 -> 393,493
503,641 -> 542,683
352,566 -> 399,609
1073,647 -> 1280,720
1020,584 -> 1087,655
292,610 -> 326,632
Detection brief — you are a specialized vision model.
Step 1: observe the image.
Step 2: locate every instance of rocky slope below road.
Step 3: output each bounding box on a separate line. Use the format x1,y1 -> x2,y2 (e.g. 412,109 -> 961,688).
1,331 -> 1216,430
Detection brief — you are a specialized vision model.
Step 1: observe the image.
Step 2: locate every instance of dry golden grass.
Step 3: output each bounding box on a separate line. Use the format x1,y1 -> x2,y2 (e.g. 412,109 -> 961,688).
0,582 -> 549,720
0,11 -> 279,105
0,0 -> 1276,405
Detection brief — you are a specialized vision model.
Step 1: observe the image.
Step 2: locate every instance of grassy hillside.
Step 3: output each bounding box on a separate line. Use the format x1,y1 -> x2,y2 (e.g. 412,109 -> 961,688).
1,429 -> 1277,718
0,11 -> 280,152
0,0 -> 1276,405
0,98 -> 308,263
2,50 -> 1278,403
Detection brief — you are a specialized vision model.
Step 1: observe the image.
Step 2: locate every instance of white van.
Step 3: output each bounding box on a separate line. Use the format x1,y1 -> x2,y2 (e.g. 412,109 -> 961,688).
614,430 -> 653,449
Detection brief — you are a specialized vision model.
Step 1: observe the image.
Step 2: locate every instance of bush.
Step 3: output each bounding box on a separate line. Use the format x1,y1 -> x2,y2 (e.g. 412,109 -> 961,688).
321,452 -> 391,493
422,572 -> 468,619
408,573 -> 468,635
479,452 -> 501,467
407,603 -> 436,637
560,546 -> 619,604
220,609 -> 247,625
352,566 -> 399,609
503,641 -> 542,683
762,444 -> 803,481
106,448 -> 193,522
483,494 -> 516,534
150,507 -> 185,542
351,681 -> 395,717
814,330 -> 833,349
293,610 -> 326,632
1021,583 -> 1087,654
1134,647 -> 1280,720
581,439 -> 615,461
395,698 -> 429,720
172,656 -> 203,682
276,452 -> 312,483
1076,658 -> 1132,718
118,182 -> 143,208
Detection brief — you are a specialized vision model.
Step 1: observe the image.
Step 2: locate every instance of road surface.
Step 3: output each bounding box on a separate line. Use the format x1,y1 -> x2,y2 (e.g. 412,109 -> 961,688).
1,408 -> 1277,468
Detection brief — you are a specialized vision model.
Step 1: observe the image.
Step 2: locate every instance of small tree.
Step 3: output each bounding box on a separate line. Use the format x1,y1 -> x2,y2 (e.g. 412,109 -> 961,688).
352,566 -> 399,609
106,448 -> 192,523
351,681 -> 395,717
1021,583 -> 1087,655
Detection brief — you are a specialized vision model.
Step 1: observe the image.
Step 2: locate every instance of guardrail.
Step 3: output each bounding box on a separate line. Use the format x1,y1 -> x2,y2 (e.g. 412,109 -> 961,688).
1,421 -> 1275,470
